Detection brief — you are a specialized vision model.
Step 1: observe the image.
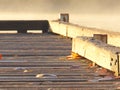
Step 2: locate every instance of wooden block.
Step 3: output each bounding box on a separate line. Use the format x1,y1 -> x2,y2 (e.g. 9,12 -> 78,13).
93,34 -> 107,44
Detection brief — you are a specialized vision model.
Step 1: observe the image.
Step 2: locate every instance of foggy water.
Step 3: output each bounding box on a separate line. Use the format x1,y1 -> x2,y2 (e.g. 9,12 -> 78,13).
0,0 -> 120,32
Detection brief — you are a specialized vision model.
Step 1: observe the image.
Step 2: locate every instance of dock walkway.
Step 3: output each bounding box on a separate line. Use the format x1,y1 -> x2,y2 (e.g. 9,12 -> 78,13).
0,33 -> 119,90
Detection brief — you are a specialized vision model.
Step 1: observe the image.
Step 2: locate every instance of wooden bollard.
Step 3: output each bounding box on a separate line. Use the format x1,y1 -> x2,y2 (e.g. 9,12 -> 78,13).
93,34 -> 107,44
60,13 -> 69,23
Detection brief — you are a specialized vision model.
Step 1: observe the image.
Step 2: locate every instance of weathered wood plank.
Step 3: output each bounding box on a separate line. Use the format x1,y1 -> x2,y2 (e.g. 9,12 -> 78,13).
0,33 -> 118,90
0,84 -> 115,88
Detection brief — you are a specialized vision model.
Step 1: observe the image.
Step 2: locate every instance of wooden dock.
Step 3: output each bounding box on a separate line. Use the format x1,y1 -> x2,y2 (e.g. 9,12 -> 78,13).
0,33 -> 119,90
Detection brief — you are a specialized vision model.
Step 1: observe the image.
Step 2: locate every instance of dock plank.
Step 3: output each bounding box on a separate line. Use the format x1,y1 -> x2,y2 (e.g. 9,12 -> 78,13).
0,33 -> 119,90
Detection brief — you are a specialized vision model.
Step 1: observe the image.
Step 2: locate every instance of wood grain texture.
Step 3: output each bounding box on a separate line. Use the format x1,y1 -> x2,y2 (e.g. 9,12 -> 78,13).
0,33 -> 118,90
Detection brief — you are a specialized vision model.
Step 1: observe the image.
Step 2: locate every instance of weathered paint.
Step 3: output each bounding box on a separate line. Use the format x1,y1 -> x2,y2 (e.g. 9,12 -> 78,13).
72,37 -> 120,76
49,21 -> 120,76
49,21 -> 120,47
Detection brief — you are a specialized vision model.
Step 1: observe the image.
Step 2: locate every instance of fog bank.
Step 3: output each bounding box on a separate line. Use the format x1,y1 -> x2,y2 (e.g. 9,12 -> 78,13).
0,0 -> 120,32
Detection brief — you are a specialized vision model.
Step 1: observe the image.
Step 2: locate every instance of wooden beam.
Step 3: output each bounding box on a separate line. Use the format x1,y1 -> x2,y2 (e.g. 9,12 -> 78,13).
49,21 -> 120,76
72,36 -> 120,76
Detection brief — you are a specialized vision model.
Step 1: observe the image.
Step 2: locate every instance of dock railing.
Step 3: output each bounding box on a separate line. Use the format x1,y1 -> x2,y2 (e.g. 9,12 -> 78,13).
49,20 -> 120,76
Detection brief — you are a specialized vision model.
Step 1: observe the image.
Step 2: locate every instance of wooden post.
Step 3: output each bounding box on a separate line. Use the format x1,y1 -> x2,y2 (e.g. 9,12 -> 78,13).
93,34 -> 107,44
93,34 -> 108,67
116,52 -> 120,76
60,13 -> 69,23
17,29 -> 27,33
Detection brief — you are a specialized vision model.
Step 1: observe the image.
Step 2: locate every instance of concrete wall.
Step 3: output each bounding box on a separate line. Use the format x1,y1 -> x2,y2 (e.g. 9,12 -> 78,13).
49,21 -> 120,47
